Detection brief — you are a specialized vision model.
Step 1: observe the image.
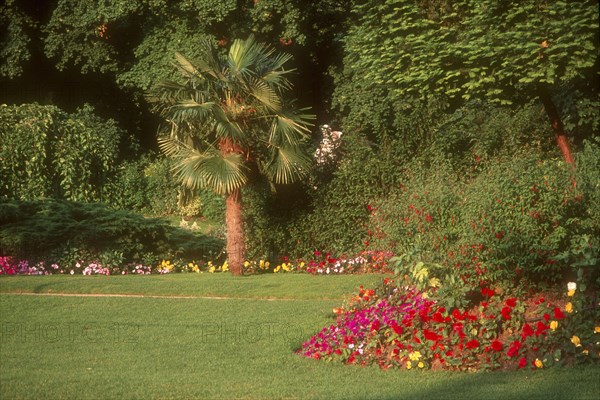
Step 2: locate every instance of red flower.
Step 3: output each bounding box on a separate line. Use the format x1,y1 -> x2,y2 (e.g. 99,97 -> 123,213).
452,309 -> 465,321
522,323 -> 534,339
535,321 -> 549,337
391,322 -> 403,335
466,339 -> 479,349
543,313 -> 550,322
424,329 -> 442,342
452,323 -> 465,338
518,357 -> 528,369
371,320 -> 381,332
554,307 -> 565,320
507,340 -> 522,358
432,312 -> 445,323
491,340 -> 503,352
481,288 -> 494,298
506,298 -> 517,307
501,306 -> 512,320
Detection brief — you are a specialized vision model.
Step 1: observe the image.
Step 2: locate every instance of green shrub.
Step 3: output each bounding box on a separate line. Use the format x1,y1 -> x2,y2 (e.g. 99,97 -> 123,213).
371,148 -> 598,292
0,199 -> 224,264
0,103 -> 122,202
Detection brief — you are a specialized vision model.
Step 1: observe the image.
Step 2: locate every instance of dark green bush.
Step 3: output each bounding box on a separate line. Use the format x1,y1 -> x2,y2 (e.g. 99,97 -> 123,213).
0,199 -> 224,264
105,154 -> 224,220
243,133 -> 405,259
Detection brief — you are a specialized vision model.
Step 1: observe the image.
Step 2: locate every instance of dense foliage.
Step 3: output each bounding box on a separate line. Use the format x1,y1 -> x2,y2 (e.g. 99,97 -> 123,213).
0,103 -> 122,202
0,199 -> 223,266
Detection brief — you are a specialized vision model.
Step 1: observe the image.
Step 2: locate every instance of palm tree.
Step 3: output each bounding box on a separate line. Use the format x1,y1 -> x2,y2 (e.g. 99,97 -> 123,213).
150,35 -> 314,275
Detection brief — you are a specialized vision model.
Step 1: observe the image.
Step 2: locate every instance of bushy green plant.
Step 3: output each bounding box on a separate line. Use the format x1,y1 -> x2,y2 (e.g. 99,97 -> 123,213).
0,199 -> 224,264
371,147 -> 598,294
0,103 -> 122,202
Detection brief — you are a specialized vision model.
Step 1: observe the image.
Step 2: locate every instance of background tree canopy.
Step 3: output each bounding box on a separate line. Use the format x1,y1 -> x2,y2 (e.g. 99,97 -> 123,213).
1,0 -> 598,270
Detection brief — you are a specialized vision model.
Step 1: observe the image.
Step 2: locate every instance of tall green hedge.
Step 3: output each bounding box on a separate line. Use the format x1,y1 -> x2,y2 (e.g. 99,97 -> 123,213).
0,103 -> 122,202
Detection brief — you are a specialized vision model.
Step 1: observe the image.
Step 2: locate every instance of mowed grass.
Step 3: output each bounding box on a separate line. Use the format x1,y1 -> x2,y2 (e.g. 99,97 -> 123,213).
1,275 -> 599,400
0,273 -> 387,300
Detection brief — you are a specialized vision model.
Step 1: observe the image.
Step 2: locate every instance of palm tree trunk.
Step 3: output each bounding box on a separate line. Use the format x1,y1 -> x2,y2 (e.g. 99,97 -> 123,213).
538,86 -> 575,165
226,188 -> 245,275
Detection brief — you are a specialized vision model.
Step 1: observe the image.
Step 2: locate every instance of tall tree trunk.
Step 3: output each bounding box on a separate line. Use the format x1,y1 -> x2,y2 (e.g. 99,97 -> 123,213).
538,86 -> 575,165
226,188 -> 245,276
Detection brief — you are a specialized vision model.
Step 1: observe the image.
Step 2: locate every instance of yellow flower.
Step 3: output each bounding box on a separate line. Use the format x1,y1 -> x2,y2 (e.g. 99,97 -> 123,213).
209,266 -> 216,273
222,261 -> 229,272
567,289 -> 575,297
571,336 -> 582,347
300,261 -> 305,269
265,261 -> 270,268
550,321 -> 558,331
565,302 -> 573,313
418,361 -> 424,369
259,260 -> 265,269
594,326 -> 600,333
406,361 -> 412,370
244,261 -> 250,267
582,349 -> 589,356
534,359 -> 543,368
274,265 -> 281,273
408,351 -> 422,361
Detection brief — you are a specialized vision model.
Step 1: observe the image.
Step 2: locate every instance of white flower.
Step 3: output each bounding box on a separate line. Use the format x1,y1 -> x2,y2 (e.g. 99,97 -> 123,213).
568,282 -> 577,291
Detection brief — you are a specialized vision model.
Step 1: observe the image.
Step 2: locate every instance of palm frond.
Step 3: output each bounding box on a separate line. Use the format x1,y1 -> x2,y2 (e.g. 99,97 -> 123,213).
174,52 -> 200,78
215,120 -> 246,145
178,151 -> 247,195
265,145 -> 312,184
168,99 -> 215,124
228,35 -> 264,80
268,112 -> 314,146
158,136 -> 246,195
261,69 -> 293,91
249,77 -> 282,112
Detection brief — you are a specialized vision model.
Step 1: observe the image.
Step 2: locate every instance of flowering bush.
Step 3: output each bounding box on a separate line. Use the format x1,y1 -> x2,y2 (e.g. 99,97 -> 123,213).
369,149 -> 600,293
298,280 -> 600,371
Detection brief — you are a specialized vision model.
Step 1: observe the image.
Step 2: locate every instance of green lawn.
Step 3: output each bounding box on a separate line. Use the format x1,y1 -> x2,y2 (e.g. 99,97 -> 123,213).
1,274 -> 599,400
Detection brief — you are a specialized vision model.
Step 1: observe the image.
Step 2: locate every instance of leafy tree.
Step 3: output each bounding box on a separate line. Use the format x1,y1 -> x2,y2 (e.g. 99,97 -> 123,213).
0,0 -> 34,79
151,35 -> 314,275
340,0 -> 599,163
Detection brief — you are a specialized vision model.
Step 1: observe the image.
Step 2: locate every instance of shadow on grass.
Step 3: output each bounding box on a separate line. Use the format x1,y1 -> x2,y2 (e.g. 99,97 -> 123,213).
373,366 -> 600,400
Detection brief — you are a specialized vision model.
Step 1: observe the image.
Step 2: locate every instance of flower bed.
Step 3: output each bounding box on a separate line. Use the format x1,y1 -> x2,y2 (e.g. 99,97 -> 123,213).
0,250 -> 393,276
298,280 -> 600,370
